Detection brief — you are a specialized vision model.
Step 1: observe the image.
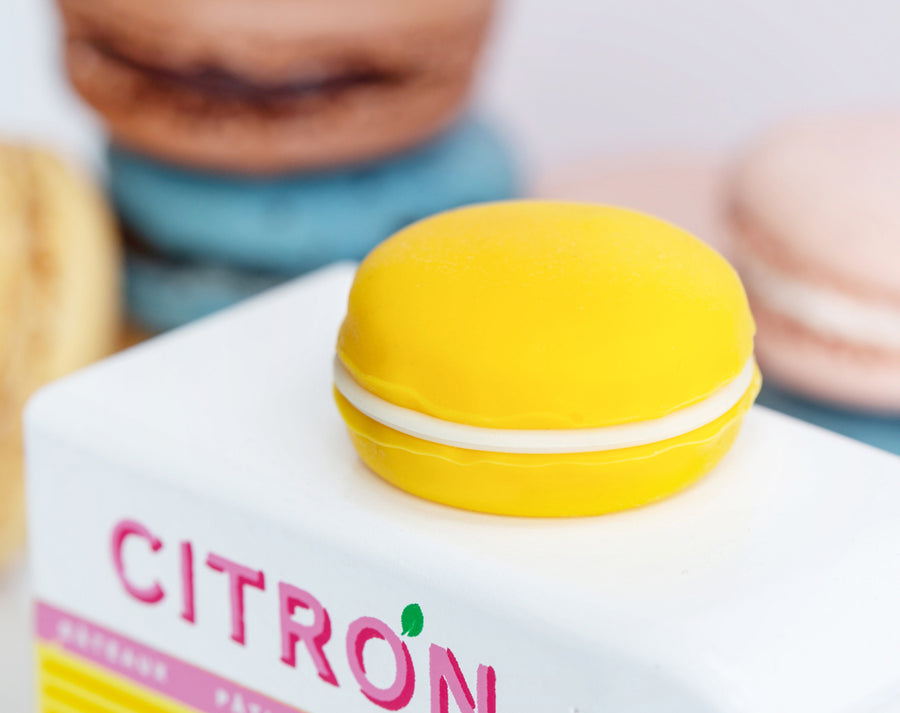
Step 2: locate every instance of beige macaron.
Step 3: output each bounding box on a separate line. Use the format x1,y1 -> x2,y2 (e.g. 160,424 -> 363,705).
0,144 -> 120,568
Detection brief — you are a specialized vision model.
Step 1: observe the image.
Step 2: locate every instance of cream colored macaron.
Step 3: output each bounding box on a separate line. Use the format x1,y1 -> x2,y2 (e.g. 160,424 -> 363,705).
334,202 -> 760,517
0,143 -> 120,567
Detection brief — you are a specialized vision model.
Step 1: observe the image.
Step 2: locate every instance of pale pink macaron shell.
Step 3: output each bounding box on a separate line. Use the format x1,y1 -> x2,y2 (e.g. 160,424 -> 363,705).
536,152 -> 733,257
730,114 -> 900,305
752,301 -> 900,413
729,114 -> 900,413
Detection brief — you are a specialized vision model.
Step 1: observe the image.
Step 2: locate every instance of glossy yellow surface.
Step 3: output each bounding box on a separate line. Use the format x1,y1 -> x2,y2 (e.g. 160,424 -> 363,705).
338,202 -> 754,429
337,368 -> 759,516
335,202 -> 759,516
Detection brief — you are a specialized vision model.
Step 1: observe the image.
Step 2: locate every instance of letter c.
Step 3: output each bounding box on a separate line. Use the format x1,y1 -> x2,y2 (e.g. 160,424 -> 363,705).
111,519 -> 165,604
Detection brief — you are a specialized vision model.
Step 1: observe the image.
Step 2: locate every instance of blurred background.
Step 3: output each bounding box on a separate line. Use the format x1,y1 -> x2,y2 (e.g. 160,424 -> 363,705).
2,0 -> 900,710
4,0 -> 900,173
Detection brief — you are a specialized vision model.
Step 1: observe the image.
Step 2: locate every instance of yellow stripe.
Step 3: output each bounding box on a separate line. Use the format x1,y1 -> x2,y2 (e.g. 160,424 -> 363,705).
39,695 -> 93,713
41,679 -> 117,713
37,645 -> 199,713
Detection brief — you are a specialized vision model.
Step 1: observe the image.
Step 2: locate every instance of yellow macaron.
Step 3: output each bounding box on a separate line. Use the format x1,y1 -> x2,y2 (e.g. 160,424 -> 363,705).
0,143 -> 120,566
334,202 -> 759,517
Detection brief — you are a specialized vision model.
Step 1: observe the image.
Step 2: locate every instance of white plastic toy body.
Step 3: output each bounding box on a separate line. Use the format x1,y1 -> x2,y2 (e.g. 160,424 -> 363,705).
26,265 -> 900,713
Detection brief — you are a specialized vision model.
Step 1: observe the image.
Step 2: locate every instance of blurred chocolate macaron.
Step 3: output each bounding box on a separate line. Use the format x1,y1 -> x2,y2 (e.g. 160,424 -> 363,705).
58,0 -> 496,173
0,143 -> 119,567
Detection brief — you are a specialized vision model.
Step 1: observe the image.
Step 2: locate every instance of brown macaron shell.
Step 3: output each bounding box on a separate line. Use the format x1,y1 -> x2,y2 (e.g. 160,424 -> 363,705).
58,0 -> 495,174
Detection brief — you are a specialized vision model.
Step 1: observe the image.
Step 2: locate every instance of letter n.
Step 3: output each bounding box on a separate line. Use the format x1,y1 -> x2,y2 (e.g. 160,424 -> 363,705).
429,644 -> 495,713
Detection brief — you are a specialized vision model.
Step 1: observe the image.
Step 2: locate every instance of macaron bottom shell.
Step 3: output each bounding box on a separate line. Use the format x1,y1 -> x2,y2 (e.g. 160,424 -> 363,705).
752,299 -> 900,414
335,369 -> 760,517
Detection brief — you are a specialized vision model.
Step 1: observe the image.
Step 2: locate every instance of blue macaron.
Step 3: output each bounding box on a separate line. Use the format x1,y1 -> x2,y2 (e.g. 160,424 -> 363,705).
125,252 -> 285,333
109,118 -> 518,274
757,385 -> 900,456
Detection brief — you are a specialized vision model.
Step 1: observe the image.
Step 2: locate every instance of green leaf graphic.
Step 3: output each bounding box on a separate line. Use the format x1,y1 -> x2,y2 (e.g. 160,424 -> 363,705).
401,603 -> 424,637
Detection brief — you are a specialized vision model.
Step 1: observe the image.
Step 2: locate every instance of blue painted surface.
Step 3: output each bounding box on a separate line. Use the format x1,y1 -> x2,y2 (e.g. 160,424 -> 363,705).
757,384 -> 900,455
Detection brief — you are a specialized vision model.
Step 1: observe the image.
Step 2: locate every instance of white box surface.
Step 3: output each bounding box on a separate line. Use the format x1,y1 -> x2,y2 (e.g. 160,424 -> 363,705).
26,265 -> 900,713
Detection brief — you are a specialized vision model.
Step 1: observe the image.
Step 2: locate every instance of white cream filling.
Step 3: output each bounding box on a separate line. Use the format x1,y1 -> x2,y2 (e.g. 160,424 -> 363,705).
740,251 -> 900,351
334,357 -> 756,454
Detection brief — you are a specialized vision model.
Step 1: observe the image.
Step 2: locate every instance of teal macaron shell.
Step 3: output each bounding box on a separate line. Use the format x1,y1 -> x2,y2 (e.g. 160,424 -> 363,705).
125,252 -> 284,333
758,385 -> 900,456
109,118 -> 518,274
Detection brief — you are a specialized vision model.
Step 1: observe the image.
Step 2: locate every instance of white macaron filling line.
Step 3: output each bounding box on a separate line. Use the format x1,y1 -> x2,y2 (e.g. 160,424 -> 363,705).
740,251 -> 900,351
334,357 -> 756,454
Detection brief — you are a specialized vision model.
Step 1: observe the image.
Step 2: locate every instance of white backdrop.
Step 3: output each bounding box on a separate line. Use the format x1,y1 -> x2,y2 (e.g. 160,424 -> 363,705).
3,0 -> 900,175
481,0 -> 900,171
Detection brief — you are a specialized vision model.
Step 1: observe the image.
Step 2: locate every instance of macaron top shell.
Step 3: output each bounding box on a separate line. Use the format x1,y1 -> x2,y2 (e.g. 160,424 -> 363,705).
731,114 -> 900,305
337,202 -> 755,430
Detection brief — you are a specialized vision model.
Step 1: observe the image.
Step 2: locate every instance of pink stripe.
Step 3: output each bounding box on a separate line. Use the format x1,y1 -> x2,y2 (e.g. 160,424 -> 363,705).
36,601 -> 307,713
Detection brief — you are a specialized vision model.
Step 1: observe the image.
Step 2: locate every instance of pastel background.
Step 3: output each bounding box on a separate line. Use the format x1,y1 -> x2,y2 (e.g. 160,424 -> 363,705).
3,0 -> 899,174
3,0 -> 900,710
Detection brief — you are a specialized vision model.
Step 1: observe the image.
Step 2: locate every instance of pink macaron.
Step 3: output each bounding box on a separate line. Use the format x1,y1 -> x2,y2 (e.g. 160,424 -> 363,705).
537,152 -> 732,257
728,114 -> 900,413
